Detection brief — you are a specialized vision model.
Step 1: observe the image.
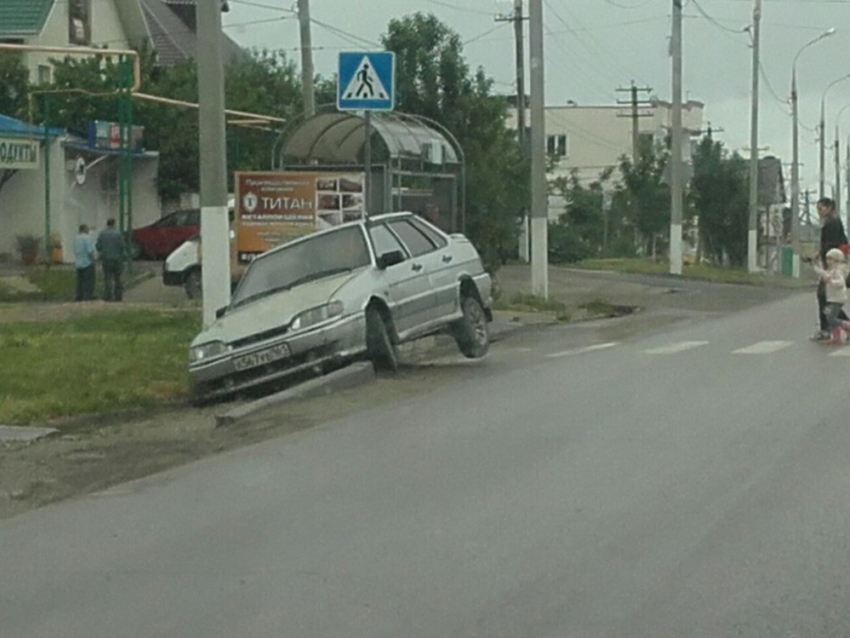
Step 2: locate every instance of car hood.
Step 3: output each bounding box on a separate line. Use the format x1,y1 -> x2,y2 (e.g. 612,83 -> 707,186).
193,272 -> 356,347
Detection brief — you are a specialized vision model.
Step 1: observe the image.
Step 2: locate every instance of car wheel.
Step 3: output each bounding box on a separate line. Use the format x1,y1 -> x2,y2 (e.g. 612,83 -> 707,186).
366,307 -> 398,372
130,240 -> 143,260
184,269 -> 202,299
452,295 -> 490,359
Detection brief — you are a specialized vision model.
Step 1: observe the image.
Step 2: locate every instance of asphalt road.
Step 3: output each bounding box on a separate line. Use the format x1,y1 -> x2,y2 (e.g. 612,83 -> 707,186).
3,291 -> 850,637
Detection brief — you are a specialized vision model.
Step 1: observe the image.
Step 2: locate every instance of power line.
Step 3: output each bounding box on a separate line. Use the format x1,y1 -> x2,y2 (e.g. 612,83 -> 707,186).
547,0 -> 651,88
463,23 -> 509,47
423,0 -> 495,16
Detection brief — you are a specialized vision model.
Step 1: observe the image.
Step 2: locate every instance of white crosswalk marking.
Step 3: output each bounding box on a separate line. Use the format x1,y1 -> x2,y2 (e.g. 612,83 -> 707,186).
644,341 -> 709,355
827,347 -> 850,357
732,341 -> 794,354
546,343 -> 619,359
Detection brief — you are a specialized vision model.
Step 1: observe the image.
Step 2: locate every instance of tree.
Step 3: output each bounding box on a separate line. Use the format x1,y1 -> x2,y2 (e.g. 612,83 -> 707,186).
617,136 -> 670,257
41,47 -> 304,202
548,169 -> 608,262
382,13 -> 528,270
0,52 -> 29,120
690,135 -> 748,266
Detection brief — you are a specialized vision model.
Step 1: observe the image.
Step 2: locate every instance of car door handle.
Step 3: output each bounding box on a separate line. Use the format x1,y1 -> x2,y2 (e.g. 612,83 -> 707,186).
411,263 -> 424,272
442,254 -> 453,263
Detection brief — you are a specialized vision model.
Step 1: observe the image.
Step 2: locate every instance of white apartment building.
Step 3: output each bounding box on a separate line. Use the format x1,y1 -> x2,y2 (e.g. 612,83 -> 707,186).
507,100 -> 704,219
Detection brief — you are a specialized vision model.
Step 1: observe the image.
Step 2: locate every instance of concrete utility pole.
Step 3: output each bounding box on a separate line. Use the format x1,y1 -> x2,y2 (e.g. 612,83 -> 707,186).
835,125 -> 842,216
528,0 -> 548,297
670,0 -> 684,276
616,81 -> 653,163
819,74 -> 850,200
198,0 -> 231,327
791,29 -> 835,279
298,0 -> 315,118
747,0 -> 762,274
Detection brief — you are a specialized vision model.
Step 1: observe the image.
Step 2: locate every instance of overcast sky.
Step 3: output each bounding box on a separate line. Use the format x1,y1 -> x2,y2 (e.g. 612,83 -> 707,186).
224,0 -> 850,193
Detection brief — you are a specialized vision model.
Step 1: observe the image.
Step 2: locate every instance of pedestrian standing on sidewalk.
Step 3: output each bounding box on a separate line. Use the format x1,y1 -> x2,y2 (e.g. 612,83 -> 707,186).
73,224 -> 96,301
96,218 -> 126,302
810,197 -> 849,341
813,248 -> 849,344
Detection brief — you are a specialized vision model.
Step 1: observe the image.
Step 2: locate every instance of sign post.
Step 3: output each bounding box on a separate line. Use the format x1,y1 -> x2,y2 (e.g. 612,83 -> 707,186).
337,51 -> 395,214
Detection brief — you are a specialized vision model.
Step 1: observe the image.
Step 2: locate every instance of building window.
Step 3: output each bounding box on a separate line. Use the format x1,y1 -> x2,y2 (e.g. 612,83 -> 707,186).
38,65 -> 52,85
547,134 -> 568,158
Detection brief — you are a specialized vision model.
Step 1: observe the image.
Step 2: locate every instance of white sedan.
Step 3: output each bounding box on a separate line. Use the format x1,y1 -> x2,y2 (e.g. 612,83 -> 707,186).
189,213 -> 492,400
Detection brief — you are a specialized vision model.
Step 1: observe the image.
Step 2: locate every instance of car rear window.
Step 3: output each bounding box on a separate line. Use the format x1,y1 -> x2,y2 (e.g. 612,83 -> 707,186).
388,220 -> 436,257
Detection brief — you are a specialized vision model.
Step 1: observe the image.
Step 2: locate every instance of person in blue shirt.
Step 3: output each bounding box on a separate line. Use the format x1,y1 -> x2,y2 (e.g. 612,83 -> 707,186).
74,224 -> 96,301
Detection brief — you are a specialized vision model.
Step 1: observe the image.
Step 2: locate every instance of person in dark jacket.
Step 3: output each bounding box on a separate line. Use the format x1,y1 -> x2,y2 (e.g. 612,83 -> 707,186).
96,218 -> 127,302
811,197 -> 848,340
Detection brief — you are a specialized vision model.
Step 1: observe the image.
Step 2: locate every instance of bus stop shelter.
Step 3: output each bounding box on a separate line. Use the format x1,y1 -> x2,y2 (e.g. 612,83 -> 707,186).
273,110 -> 466,233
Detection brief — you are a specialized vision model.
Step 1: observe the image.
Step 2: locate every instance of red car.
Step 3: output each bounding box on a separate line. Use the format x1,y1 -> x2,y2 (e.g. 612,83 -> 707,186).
131,209 -> 200,259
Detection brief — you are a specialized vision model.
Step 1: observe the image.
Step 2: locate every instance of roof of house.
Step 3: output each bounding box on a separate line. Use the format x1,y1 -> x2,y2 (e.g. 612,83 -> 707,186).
0,114 -> 63,138
0,0 -> 55,36
139,0 -> 243,66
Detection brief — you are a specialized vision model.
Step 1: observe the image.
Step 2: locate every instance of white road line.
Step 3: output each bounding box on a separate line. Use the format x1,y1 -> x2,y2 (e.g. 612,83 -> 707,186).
546,342 -> 619,359
827,346 -> 850,357
643,341 -> 709,355
732,340 -> 794,355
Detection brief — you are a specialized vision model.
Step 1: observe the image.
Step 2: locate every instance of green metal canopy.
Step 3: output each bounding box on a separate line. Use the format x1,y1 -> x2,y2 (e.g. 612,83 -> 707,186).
0,0 -> 55,35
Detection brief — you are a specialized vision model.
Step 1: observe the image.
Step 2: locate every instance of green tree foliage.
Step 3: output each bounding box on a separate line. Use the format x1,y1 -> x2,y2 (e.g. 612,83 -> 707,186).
548,169 -> 607,262
617,136 -> 670,256
36,48 -> 303,202
382,13 -> 527,269
0,52 -> 29,120
690,135 -> 748,266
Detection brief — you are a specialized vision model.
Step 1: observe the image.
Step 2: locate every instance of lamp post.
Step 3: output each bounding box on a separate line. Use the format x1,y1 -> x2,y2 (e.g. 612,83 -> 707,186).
834,102 -> 850,223
791,28 -> 835,278
819,73 -> 850,200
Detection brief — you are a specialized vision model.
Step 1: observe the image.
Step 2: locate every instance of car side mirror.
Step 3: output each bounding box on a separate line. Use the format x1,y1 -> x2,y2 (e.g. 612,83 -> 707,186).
377,250 -> 405,270
215,307 -> 227,319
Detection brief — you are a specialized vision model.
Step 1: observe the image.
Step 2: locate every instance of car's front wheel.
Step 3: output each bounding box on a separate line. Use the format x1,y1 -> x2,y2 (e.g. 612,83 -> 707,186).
366,307 -> 398,372
452,295 -> 490,358
184,269 -> 202,299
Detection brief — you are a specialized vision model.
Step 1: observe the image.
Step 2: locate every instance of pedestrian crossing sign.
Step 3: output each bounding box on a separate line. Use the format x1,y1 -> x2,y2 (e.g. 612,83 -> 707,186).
337,52 -> 395,112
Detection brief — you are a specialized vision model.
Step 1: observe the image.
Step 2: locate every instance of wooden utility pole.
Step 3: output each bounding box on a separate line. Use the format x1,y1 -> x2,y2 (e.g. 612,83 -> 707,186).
496,1 -> 527,152
617,81 -> 653,163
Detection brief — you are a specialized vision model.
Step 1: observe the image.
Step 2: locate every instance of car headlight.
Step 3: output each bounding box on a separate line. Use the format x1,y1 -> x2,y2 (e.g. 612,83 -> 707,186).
290,301 -> 344,331
190,340 -> 229,362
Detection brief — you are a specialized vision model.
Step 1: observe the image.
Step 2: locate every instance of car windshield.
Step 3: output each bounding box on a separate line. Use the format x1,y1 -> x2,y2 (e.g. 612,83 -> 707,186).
230,226 -> 371,308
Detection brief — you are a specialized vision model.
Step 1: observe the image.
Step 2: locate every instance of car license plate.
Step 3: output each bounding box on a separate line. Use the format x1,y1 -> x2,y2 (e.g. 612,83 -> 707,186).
233,343 -> 290,371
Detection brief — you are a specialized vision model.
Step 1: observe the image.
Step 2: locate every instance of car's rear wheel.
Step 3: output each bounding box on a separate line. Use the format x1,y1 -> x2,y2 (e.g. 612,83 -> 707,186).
184,269 -> 202,299
452,295 -> 490,359
366,307 -> 398,372
130,240 -> 143,260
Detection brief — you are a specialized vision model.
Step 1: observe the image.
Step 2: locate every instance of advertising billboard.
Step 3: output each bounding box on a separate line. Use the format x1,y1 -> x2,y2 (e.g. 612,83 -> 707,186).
235,171 -> 366,262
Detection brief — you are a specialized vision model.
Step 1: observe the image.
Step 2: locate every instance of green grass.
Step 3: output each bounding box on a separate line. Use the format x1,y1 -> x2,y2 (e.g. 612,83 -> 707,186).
572,258 -> 768,285
0,310 -> 201,424
494,293 -> 572,322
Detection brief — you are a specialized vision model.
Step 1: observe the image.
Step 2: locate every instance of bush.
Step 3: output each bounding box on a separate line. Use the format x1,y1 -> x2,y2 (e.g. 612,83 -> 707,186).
548,223 -> 593,263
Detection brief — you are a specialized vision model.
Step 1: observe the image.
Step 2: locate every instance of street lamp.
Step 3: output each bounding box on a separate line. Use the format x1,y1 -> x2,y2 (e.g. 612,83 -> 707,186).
819,73 -> 850,200
791,27 -> 835,278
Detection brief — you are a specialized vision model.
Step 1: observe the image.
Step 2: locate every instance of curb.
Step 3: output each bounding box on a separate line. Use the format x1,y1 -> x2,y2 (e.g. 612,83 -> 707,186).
215,362 -> 376,427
